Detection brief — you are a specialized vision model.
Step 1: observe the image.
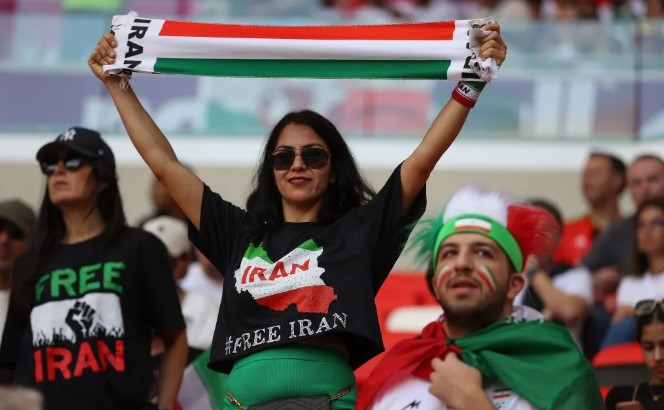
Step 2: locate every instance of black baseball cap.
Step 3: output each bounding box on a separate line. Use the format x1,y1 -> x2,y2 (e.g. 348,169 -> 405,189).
36,127 -> 115,174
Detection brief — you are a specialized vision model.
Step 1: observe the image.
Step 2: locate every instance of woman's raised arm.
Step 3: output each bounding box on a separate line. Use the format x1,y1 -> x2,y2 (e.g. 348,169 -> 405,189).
89,32 -> 204,229
400,22 -> 507,212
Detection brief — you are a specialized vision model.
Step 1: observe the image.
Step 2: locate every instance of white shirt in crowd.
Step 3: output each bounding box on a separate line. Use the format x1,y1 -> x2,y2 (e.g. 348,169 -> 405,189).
179,262 -> 224,305
616,270 -> 664,308
514,266 -> 592,345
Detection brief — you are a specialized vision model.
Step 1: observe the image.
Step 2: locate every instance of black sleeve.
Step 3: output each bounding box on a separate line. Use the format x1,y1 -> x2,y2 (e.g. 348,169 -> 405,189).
139,232 -> 185,333
604,385 -> 636,410
582,218 -> 631,273
354,164 -> 427,291
188,185 -> 247,277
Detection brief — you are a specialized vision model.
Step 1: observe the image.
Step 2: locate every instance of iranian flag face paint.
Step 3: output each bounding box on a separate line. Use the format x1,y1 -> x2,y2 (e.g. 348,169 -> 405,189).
432,264 -> 453,298
433,263 -> 498,297
476,264 -> 498,293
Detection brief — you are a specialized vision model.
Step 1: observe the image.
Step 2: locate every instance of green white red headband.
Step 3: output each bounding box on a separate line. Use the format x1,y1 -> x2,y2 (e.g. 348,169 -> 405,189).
433,213 -> 523,272
410,186 -> 559,274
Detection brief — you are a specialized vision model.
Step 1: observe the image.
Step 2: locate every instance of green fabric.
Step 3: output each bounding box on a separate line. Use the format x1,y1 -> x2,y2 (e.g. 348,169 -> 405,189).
62,0 -> 124,13
433,213 -> 523,272
154,58 -> 452,79
223,345 -> 356,409
192,349 -> 229,410
452,319 -> 604,410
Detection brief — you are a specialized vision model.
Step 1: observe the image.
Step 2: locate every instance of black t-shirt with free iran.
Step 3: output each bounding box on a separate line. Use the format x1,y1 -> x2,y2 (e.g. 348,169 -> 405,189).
14,228 -> 185,410
191,165 -> 426,373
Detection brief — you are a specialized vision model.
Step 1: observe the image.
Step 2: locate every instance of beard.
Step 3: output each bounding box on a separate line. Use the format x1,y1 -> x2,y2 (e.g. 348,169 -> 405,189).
440,282 -> 511,335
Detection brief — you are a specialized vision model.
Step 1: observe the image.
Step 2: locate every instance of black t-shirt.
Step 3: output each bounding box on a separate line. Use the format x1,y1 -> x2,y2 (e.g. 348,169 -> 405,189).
13,228 -> 185,410
190,165 -> 426,373
606,383 -> 664,409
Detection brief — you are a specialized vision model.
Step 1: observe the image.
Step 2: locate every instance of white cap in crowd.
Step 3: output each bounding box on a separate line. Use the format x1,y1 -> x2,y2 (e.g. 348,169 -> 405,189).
143,216 -> 190,258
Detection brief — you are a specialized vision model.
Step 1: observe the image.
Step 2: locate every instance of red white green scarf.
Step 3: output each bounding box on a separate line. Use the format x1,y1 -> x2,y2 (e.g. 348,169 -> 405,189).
103,12 -> 497,81
356,307 -> 604,409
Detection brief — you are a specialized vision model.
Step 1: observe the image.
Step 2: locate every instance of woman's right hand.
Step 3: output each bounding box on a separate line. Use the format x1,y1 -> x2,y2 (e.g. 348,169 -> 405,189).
88,33 -> 119,83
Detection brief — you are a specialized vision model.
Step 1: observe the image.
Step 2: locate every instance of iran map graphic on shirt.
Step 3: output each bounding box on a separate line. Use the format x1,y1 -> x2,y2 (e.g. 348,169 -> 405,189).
234,239 -> 337,313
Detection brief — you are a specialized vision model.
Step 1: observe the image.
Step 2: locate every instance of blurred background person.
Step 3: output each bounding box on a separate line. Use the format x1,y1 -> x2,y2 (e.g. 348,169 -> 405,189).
556,152 -> 626,268
581,154 -> 664,353
136,175 -> 188,227
519,198 -> 593,349
0,386 -> 43,410
143,215 -> 219,362
600,198 -> 664,348
605,299 -> 664,409
0,199 -> 36,385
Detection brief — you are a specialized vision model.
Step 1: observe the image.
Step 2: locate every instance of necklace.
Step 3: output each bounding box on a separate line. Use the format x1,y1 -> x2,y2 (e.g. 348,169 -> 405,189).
648,383 -> 664,402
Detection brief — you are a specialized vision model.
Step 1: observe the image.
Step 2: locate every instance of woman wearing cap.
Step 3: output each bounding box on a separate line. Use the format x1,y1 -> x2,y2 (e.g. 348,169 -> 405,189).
11,127 -> 187,410
88,25 -> 507,408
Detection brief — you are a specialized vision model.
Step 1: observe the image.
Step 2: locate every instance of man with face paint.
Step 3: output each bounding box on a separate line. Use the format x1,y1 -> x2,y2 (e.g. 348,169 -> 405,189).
357,186 -> 603,410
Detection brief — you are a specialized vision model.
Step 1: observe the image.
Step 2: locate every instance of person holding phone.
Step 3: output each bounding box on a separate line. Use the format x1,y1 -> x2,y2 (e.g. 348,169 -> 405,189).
606,299 -> 664,410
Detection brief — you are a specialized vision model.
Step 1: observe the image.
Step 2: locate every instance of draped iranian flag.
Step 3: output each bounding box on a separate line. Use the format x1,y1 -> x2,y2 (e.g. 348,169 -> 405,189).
103,12 -> 495,81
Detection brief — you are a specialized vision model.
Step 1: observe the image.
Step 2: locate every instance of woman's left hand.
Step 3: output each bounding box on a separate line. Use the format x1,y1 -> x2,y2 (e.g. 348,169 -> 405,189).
479,22 -> 507,67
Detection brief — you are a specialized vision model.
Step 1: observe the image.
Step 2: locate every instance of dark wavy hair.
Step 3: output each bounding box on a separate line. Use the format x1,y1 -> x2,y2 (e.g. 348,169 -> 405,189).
636,302 -> 664,342
243,110 -> 375,240
36,156 -> 127,263
633,196 -> 664,276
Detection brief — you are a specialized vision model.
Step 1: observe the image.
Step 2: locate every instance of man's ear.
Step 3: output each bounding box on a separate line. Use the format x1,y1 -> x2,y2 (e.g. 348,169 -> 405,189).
507,272 -> 526,300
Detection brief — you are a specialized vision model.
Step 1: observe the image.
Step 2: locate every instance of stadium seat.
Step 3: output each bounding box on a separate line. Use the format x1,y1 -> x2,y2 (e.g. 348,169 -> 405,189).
592,343 -> 648,399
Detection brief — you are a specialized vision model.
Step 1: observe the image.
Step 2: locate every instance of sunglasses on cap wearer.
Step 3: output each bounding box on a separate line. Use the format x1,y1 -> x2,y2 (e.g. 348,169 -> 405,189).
269,147 -> 330,171
39,156 -> 88,176
0,219 -> 25,241
635,299 -> 664,316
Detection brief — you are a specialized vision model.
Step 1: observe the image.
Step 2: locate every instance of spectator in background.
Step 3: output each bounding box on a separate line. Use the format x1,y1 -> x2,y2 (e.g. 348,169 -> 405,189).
8,127 -> 187,410
391,0 -> 460,21
556,152 -> 626,268
143,216 -> 219,362
0,386 -> 43,410
351,0 -> 400,22
646,0 -> 664,17
519,199 -> 593,348
601,197 -> 664,348
579,154 -> 664,355
0,199 -> 36,384
180,248 -> 224,306
584,154 -> 664,304
137,176 -> 188,227
0,0 -> 16,60
605,299 -> 664,409
469,0 -> 534,20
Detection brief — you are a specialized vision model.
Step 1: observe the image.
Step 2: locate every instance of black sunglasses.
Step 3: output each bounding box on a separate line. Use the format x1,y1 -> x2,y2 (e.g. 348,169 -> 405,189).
0,220 -> 25,240
269,147 -> 330,171
40,156 -> 87,175
635,299 -> 664,316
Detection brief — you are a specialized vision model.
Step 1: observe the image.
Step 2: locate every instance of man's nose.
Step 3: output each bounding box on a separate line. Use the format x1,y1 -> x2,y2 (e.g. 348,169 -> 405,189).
452,249 -> 473,271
